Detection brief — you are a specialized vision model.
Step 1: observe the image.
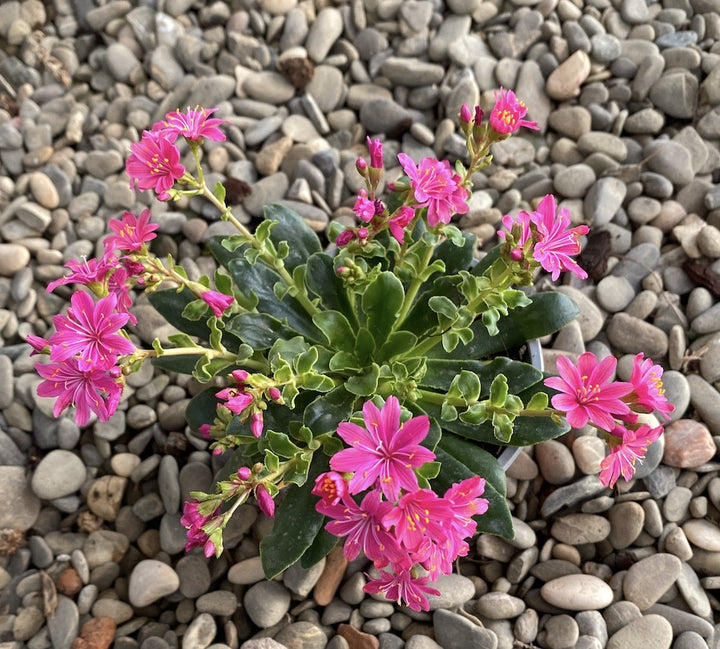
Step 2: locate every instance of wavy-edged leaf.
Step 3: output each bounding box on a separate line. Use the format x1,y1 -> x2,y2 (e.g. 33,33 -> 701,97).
313,311 -> 356,353
185,387 -> 220,433
362,271 -> 405,344
148,288 -> 212,341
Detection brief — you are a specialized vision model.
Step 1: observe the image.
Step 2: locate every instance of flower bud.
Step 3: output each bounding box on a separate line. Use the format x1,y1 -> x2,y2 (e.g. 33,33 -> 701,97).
355,157 -> 367,173
231,369 -> 249,383
474,105 -> 484,126
203,540 -> 216,558
250,412 -> 263,438
199,423 -> 212,439
256,484 -> 275,518
335,230 -> 354,247
268,387 -> 282,402
367,137 -> 383,169
237,467 -> 251,480
460,104 -> 472,124
510,248 -> 523,262
357,228 -> 368,240
213,446 -> 224,456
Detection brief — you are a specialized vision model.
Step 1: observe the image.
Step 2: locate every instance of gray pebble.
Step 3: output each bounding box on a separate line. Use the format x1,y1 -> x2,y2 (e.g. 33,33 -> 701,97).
244,581 -> 291,627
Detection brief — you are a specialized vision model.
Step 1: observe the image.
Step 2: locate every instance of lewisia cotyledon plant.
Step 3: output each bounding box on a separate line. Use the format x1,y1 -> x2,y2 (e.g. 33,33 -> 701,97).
31,97 -> 673,610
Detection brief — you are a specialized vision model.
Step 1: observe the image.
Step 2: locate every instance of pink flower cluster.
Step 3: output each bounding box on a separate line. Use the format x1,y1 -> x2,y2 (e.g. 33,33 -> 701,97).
500,194 -> 590,281
32,208 -> 163,425
489,87 -> 539,135
545,351 -> 674,487
312,397 -> 489,611
126,107 -> 225,201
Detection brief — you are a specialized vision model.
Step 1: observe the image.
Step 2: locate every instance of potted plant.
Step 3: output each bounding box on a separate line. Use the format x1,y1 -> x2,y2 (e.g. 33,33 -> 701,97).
30,92 -> 673,610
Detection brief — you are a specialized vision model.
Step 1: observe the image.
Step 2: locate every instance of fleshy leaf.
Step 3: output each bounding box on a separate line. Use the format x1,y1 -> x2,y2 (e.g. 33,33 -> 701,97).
362,271 -> 405,346
262,203 -> 322,271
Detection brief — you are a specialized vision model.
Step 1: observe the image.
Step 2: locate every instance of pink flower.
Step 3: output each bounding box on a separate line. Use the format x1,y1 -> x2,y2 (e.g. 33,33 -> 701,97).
364,568 -> 440,612
489,87 -> 539,134
36,357 -> 122,426
397,153 -> 469,227
382,488 -> 453,552
49,291 -> 135,371
545,352 -> 633,431
460,103 -> 472,125
104,209 -> 158,254
153,107 -> 226,143
256,484 -> 275,518
388,206 -> 415,244
126,130 -> 186,200
216,386 -> 253,415
312,471 -> 347,507
201,290 -> 234,317
367,137 -> 383,169
330,396 -> 435,502
498,210 -> 533,261
317,489 -> 403,566
106,266 -> 136,326
444,475 -> 489,533
46,257 -> 112,293
599,424 -> 663,487
529,195 -> 589,281
628,353 -> 674,420
199,423 -> 212,439
353,190 -> 376,223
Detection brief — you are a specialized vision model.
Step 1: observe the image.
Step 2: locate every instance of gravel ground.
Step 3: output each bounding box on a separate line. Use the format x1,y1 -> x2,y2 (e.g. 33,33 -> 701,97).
1,1 -> 720,649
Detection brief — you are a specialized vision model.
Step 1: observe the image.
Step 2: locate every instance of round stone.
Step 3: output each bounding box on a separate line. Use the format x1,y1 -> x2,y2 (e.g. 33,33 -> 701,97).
535,440 -> 576,485
607,614 -> 672,649
607,502 -> 644,550
551,514 -> 611,545
31,450 -> 86,500
244,581 -> 291,627
0,466 -> 41,530
128,560 -> 180,607
475,592 -> 526,619
623,553 -> 682,610
663,419 -> 716,468
541,575 -> 614,610
683,519 -> 720,552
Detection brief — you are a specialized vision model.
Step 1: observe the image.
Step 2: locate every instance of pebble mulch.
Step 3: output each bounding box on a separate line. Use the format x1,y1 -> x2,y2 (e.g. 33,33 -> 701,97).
1,1 -> 720,649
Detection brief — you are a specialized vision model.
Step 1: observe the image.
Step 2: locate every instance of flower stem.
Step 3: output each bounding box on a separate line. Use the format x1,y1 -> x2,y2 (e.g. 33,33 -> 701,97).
394,243 -> 436,330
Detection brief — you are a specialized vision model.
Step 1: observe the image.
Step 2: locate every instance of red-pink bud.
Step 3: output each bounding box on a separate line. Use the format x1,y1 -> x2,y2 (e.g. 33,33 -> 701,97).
460,104 -> 472,124
268,387 -> 282,402
199,424 -> 212,439
367,136 -> 383,169
335,230 -> 354,246
237,467 -> 251,480
250,412 -> 263,438
355,157 -> 367,173
510,248 -> 523,261
213,446 -> 224,455
256,484 -> 275,518
474,105 -> 484,126
357,228 -> 368,239
231,369 -> 249,383
203,540 -> 216,558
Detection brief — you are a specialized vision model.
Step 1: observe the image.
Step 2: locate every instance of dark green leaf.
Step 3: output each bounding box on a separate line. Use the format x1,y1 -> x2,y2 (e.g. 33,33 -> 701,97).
420,358 -> 542,395
264,430 -> 303,458
471,244 -> 502,276
151,354 -> 201,375
260,453 -> 329,578
263,203 -> 322,271
185,387 -> 219,432
226,313 -> 297,350
149,288 -> 212,341
354,327 -> 376,364
305,254 -> 357,325
313,311 -> 356,352
362,271 -> 404,345
345,363 -> 380,396
429,231 -> 475,278
228,258 -> 321,342
303,386 -> 356,437
300,528 -> 338,569
431,292 -> 579,360
376,331 -> 418,362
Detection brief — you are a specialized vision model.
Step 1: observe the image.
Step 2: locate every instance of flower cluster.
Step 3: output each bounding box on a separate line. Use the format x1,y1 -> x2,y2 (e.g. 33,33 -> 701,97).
546,351 -> 673,487
312,397 -> 488,611
31,94 -> 675,613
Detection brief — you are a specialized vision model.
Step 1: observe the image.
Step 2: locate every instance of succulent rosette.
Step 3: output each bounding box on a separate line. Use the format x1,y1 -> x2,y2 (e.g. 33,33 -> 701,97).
32,100 -> 673,611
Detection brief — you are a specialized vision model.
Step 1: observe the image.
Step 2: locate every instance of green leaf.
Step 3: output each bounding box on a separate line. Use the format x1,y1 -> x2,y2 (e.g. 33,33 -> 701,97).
265,430 -> 303,458
313,311 -> 356,353
431,292 -> 579,360
329,351 -> 362,372
345,363 -> 380,396
149,288 -> 212,341
305,254 -> 357,325
492,412 -> 514,443
151,354 -> 200,375
229,258 -> 321,341
376,331 -> 418,362
214,180 -> 226,204
428,295 -> 458,320
526,391 -> 549,411
457,370 -> 481,403
300,528 -> 338,569
226,313 -> 297,350
429,232 -> 476,278
300,374 -> 335,392
489,374 -> 509,407
417,461 -> 441,480
420,358 -> 542,396
295,347 -> 319,375
354,327 -> 376,364
303,386 -> 356,437
362,271 -> 404,345
260,454 -> 329,578
185,387 -> 219,432
263,203 -> 322,271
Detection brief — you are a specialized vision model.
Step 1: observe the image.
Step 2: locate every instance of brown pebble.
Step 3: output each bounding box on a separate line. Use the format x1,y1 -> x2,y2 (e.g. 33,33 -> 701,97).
337,623 -> 380,649
71,617 -> 116,649
313,544 -> 347,606
662,419 -> 717,468
56,567 -> 83,597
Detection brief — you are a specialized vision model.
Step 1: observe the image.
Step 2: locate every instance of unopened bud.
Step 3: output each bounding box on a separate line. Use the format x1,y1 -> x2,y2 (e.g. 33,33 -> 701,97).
510,248 -> 523,262
250,412 -> 263,438
268,387 -> 282,402
231,369 -> 249,383
357,227 -> 368,240
460,104 -> 472,124
237,467 -> 251,480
